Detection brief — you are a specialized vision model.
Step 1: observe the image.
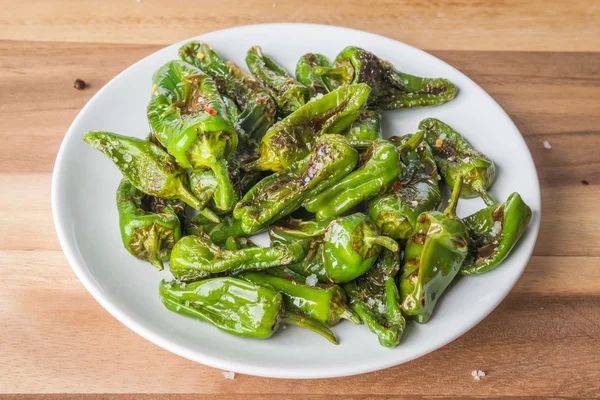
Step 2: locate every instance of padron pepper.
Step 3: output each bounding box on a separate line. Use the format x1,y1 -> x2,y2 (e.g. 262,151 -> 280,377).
234,134 -> 359,235
315,46 -> 458,109
83,131 -> 219,222
147,60 -> 238,211
246,83 -> 370,172
345,110 -> 382,144
461,192 -> 532,275
368,133 -> 442,240
420,118 -> 496,201
246,46 -> 312,115
399,176 -> 469,323
344,249 -> 405,347
323,213 -> 399,284
296,53 -> 334,95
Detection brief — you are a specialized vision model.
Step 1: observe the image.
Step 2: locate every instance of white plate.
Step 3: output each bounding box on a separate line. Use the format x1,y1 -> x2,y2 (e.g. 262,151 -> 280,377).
52,23 -> 540,378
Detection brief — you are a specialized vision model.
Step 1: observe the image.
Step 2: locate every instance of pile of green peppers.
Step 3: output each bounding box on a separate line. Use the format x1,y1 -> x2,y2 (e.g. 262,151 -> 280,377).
83,43 -> 532,347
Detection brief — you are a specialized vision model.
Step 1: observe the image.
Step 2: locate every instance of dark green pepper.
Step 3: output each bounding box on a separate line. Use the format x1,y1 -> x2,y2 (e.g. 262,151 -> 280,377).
399,177 -> 469,323
345,110 -> 382,143
246,46 -> 312,115
295,53 -> 334,95
234,134 -> 359,235
420,118 -> 496,202
83,131 -> 219,222
247,83 -> 370,172
315,46 -> 458,109
344,249 -> 405,347
461,192 -> 532,275
323,213 -> 399,283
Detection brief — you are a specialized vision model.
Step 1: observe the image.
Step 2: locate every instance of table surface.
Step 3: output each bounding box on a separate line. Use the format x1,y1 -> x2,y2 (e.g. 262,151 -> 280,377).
1,0 -> 599,398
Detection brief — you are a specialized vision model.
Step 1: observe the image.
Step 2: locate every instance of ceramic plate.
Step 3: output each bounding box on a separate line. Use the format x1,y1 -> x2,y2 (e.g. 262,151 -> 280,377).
52,23 -> 540,378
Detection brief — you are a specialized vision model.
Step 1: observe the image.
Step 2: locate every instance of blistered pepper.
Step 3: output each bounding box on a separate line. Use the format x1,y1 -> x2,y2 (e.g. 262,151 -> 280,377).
315,46 -> 458,109
345,110 -> 382,144
295,53 -> 334,95
399,177 -> 468,323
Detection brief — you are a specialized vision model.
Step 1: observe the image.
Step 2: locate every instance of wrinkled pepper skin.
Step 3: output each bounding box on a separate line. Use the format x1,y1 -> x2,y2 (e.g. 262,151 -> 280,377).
179,41 -> 276,147
368,133 -> 442,240
247,83 -> 370,172
189,169 -> 218,210
460,192 -> 532,275
234,135 -> 359,234
169,235 -> 306,281
116,179 -> 183,270
160,277 -> 283,339
295,53 -> 334,95
323,213 -> 399,283
147,61 -> 238,211
344,250 -> 405,347
345,110 -> 382,143
316,46 -> 458,109
420,118 -> 496,201
305,138 -> 404,221
399,177 -> 469,323
83,131 -> 219,222
246,46 -> 312,115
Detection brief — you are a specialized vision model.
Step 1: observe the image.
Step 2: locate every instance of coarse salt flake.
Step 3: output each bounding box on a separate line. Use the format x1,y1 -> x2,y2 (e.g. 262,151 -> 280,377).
491,221 -> 502,236
222,371 -> 235,380
543,140 -> 552,149
305,274 -> 318,287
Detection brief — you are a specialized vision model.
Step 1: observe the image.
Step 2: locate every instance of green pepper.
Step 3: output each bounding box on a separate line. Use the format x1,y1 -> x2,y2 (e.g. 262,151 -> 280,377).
246,84 -> 370,172
368,133 -> 442,240
83,131 -> 219,222
246,46 -> 312,116
323,213 -> 399,283
420,118 -> 496,201
295,53 -> 334,95
116,179 -> 183,270
460,192 -> 532,275
221,94 -> 240,123
224,236 -> 255,251
345,110 -> 382,143
344,249 -> 405,347
179,41 -> 277,147
399,177 -> 469,323
185,213 -> 217,239
234,134 -> 359,235
169,235 -> 306,281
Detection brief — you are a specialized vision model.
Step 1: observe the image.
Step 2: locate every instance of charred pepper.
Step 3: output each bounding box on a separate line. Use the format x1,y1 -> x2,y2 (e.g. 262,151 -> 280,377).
295,53 -> 334,95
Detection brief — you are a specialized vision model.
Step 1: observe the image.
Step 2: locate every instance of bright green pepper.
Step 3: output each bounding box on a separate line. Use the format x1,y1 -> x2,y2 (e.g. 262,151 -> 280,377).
345,110 -> 382,143
234,134 -> 359,235
368,133 -> 442,240
461,192 -> 532,275
344,249 -> 405,347
420,118 -> 496,201
246,84 -> 370,172
323,213 -> 399,283
83,131 -> 219,222
399,177 -> 469,323
169,235 -> 306,281
315,46 -> 458,109
295,53 -> 334,95
246,46 -> 312,116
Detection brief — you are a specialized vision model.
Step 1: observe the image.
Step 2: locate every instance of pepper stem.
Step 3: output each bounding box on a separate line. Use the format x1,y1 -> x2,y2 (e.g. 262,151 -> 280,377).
365,235 -> 399,252
340,306 -> 363,325
146,225 -> 164,270
282,312 -> 339,345
211,159 -> 237,211
313,63 -> 352,82
401,130 -> 425,151
178,186 -> 220,223
473,180 -> 497,207
444,175 -> 463,216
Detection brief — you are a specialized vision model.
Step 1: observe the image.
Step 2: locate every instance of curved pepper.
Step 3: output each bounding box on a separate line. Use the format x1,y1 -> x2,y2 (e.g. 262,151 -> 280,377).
83,131 -> 219,222
315,46 -> 458,109
323,213 -> 399,283
295,53 -> 334,95
399,177 -> 469,323
246,46 -> 312,116
344,249 -> 405,347
460,192 -> 532,275
247,83 -> 370,172
234,134 -> 359,235
345,110 -> 382,144
368,133 -> 442,240
420,118 -> 496,201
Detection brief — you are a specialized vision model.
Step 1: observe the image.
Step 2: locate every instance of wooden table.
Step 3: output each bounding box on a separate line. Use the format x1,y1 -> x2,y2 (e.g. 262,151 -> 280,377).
1,0 -> 599,398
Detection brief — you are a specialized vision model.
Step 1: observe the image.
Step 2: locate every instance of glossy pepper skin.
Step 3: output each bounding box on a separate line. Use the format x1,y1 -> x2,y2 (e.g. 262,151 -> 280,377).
147,61 -> 238,211
160,278 -> 283,339
344,250 -> 405,347
315,46 -> 458,110
420,118 -> 496,201
368,133 -> 442,240
234,134 -> 359,235
169,235 -> 306,281
323,213 -> 399,283
247,83 -> 370,172
345,110 -> 382,144
246,46 -> 312,116
305,137 -> 409,221
116,179 -> 183,270
179,41 -> 276,148
399,177 -> 469,323
460,192 -> 532,275
83,131 -> 219,223
295,53 -> 334,95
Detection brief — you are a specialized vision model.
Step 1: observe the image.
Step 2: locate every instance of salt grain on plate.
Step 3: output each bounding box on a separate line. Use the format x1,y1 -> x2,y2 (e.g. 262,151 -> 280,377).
305,274 -> 318,287
222,371 -> 235,380
471,370 -> 486,381
543,140 -> 552,149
